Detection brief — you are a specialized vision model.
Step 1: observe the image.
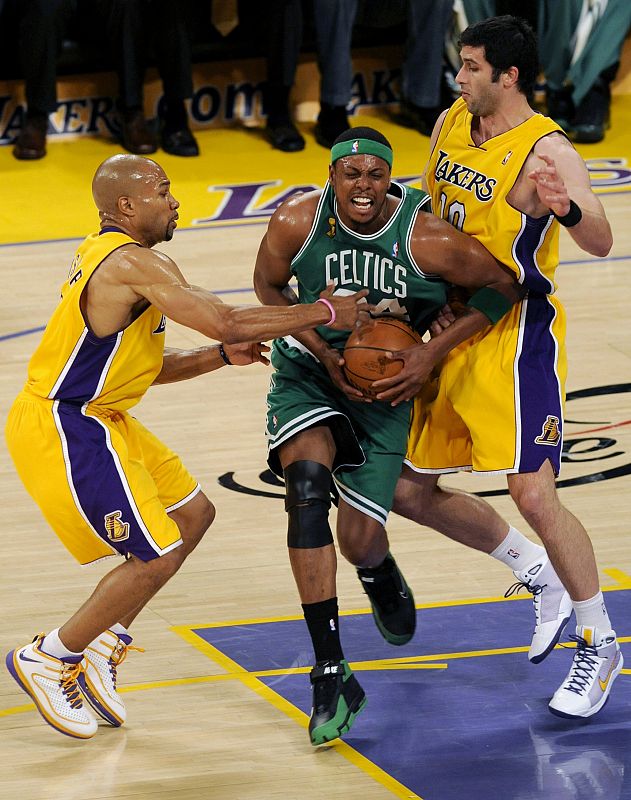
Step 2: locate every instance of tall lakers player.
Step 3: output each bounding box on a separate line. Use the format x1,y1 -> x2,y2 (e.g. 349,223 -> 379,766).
383,15 -> 622,719
4,154 -> 370,740
254,126 -> 527,746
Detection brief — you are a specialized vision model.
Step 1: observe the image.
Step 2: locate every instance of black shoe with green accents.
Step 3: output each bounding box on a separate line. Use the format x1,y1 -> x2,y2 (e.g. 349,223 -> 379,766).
308,659 -> 366,746
357,553 -> 416,645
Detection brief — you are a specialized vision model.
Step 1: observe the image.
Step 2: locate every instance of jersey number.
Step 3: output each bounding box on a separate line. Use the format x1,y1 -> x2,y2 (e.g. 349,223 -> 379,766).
439,192 -> 466,231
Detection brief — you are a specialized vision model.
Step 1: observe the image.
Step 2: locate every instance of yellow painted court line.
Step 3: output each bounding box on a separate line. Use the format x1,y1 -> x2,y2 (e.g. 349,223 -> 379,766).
5,577 -> 631,795
184,570 -> 631,630
172,626 -> 422,798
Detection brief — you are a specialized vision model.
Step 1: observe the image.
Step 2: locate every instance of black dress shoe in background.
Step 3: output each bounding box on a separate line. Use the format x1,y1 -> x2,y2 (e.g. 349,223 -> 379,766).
572,77 -> 610,144
161,125 -> 199,157
546,87 -> 574,132
395,97 -> 441,137
119,109 -> 158,155
13,114 -> 47,160
265,117 -> 305,152
314,104 -> 349,148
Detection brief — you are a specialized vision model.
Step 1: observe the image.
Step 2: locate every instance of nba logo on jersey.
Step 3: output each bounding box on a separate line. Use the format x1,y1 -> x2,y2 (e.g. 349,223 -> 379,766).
392,241 -> 399,257
351,140 -> 359,153
104,510 -> 130,542
534,415 -> 561,446
153,315 -> 166,334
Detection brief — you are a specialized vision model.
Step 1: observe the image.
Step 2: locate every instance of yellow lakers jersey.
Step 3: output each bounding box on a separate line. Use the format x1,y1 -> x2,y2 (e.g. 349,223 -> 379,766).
24,230 -> 166,411
426,98 -> 563,293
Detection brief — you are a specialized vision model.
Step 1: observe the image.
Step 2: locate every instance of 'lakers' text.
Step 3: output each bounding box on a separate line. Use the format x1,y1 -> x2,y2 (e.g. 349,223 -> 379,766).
434,150 -> 497,201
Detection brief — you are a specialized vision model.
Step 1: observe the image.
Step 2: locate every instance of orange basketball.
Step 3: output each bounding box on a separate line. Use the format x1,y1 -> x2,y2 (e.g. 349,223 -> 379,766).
343,317 -> 422,398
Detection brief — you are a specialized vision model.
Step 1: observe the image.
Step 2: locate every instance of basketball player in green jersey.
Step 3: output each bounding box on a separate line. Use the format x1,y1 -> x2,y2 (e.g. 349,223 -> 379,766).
254,126 -> 525,745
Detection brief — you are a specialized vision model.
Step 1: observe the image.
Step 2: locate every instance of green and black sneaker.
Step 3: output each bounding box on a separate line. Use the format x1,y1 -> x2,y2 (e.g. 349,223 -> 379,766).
357,553 -> 416,645
308,659 -> 366,746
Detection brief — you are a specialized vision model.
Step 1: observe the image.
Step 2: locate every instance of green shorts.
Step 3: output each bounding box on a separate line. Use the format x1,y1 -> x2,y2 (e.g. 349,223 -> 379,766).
266,338 -> 411,526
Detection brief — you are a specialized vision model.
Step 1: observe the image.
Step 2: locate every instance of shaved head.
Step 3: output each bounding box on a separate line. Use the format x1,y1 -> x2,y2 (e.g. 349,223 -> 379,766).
91,154 -> 179,247
92,154 -> 165,215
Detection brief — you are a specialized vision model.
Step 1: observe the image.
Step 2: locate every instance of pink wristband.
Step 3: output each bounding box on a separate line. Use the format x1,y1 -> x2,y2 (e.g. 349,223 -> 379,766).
316,297 -> 336,327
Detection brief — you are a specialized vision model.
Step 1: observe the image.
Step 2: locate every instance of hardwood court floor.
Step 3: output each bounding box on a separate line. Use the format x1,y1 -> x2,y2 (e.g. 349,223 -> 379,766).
0,103 -> 630,799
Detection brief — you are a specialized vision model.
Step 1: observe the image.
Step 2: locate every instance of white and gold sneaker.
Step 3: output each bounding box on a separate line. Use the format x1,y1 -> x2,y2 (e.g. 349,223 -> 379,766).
507,556 -> 572,663
78,629 -> 141,726
6,633 -> 97,739
549,626 -> 623,718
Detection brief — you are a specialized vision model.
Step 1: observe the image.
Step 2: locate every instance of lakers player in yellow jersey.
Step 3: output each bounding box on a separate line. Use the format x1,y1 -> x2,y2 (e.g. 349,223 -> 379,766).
4,154 -> 369,740
376,16 -> 622,719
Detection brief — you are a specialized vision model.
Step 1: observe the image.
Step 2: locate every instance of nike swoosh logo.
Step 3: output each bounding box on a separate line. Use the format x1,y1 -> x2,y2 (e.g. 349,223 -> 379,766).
598,653 -> 620,692
18,652 -> 39,663
399,591 -> 408,599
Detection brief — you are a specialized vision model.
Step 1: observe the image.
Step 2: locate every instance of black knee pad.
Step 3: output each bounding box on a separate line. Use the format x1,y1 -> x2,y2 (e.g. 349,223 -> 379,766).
284,460 -> 334,549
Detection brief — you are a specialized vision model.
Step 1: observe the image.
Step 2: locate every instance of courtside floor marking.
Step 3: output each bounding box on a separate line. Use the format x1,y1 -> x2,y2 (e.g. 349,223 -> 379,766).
3,576 -> 629,799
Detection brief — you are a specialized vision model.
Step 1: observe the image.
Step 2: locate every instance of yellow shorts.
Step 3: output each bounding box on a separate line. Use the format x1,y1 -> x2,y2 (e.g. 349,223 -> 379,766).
5,393 -> 200,565
406,293 -> 567,475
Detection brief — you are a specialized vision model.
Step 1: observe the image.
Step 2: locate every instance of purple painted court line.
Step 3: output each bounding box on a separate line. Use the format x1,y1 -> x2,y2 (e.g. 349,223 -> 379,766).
190,590 -> 631,800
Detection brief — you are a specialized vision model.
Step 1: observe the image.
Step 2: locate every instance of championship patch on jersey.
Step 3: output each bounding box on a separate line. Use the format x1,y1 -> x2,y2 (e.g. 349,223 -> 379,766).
326,217 -> 336,238
534,415 -> 561,446
104,510 -> 130,542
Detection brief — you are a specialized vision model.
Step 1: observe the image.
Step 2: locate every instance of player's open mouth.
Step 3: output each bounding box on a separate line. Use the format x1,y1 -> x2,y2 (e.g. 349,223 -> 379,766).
351,197 -> 373,209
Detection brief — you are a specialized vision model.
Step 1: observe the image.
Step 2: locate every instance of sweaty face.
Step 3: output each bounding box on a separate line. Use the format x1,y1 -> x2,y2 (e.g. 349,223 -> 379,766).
131,165 -> 180,247
329,154 -> 391,231
456,45 -> 502,117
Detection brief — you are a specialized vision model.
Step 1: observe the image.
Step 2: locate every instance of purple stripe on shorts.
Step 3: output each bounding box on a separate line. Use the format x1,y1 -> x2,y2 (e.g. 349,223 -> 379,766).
514,215 -> 554,294
55,403 -> 160,561
517,293 -> 562,474
53,331 -> 119,403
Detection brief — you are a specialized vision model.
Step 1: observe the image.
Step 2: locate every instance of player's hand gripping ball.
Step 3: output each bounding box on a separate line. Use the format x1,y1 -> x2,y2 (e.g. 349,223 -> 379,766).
343,317 -> 421,398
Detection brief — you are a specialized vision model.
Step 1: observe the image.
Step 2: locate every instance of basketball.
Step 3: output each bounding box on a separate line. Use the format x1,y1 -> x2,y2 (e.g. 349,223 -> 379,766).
343,317 -> 421,398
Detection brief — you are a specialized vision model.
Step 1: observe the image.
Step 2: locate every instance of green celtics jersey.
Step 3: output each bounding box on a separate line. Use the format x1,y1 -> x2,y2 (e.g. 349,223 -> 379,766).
290,181 -> 448,351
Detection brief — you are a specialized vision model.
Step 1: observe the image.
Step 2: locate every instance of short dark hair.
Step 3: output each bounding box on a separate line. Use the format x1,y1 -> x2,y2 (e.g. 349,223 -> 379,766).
459,15 -> 538,100
332,126 -> 392,150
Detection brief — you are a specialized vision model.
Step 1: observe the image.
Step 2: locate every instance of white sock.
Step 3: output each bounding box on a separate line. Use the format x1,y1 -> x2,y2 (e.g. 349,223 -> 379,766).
573,592 -> 612,632
489,526 -> 545,572
40,628 -> 83,660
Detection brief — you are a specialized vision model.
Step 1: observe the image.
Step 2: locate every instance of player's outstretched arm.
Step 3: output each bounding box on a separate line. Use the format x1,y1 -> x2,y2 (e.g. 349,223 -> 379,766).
152,343 -> 270,384
123,248 -> 369,343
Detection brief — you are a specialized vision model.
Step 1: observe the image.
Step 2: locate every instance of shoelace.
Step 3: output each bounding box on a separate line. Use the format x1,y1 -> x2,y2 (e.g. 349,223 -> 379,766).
504,579 -> 546,599
108,641 -> 144,683
560,635 -> 600,696
60,662 -> 84,709
504,580 -> 546,624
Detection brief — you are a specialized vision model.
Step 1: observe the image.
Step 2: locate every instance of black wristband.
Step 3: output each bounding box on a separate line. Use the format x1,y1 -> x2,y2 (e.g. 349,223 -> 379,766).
218,343 -> 232,365
553,199 -> 582,228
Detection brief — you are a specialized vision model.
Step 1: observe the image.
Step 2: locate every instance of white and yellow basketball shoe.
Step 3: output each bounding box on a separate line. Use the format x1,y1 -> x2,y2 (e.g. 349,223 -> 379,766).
78,629 -> 140,726
549,626 -> 623,718
508,556 -> 573,663
6,634 -> 97,738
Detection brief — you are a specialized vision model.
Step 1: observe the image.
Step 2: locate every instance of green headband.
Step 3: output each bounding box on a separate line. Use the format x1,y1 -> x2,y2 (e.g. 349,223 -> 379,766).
331,138 -> 393,168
